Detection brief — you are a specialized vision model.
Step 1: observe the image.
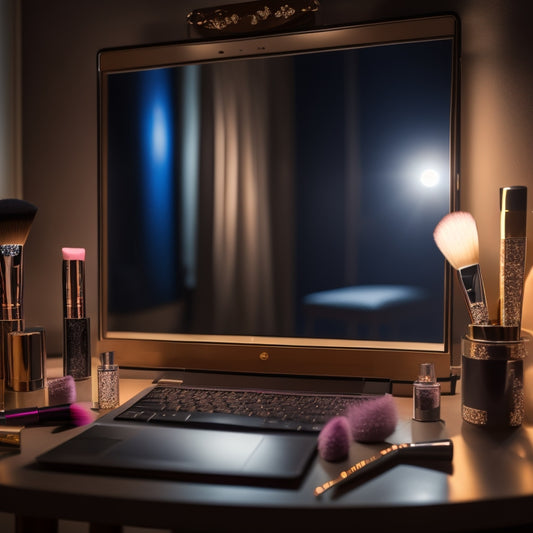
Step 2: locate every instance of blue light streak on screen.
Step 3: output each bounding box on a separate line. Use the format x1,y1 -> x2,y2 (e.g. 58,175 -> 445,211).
140,68 -> 176,296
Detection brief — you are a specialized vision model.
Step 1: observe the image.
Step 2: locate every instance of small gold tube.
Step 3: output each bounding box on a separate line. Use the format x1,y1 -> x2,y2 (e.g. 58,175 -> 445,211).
0,426 -> 23,450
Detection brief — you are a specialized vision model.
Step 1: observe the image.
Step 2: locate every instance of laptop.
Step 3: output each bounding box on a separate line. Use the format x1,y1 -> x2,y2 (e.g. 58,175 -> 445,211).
37,372 -> 390,486
37,15 -> 457,486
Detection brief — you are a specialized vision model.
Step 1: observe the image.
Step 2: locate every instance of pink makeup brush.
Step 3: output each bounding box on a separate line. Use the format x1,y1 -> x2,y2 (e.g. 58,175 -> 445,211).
0,403 -> 94,427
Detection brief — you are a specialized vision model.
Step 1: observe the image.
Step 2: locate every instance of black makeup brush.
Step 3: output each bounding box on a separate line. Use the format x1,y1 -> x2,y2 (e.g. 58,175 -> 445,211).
0,198 -> 38,400
0,403 -> 95,427
0,198 -> 38,318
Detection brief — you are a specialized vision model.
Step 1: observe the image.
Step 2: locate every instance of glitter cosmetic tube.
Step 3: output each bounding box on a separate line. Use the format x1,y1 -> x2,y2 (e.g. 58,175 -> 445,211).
499,186 -> 527,330
413,362 -> 441,422
461,324 -> 525,428
97,351 -> 119,409
62,248 -> 91,380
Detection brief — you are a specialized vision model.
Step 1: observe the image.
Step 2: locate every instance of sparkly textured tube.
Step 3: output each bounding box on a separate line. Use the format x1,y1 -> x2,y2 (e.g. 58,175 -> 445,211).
499,186 -> 527,329
97,351 -> 119,410
62,249 -> 91,380
63,317 -> 91,380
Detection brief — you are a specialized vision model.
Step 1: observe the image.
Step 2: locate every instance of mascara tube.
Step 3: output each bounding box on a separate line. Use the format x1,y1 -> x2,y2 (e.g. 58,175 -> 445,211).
499,186 -> 527,332
62,247 -> 91,380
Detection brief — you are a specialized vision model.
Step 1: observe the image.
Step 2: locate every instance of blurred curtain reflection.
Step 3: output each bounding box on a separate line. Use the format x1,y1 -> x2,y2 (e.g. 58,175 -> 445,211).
195,59 -> 295,335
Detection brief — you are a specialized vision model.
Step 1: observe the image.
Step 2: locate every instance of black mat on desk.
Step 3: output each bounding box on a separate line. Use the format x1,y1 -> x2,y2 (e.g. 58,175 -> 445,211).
36,417 -> 317,487
36,374 -> 392,486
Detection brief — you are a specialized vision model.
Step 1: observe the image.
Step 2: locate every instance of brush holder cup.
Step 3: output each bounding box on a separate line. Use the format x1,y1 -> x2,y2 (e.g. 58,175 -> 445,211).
461,325 -> 526,428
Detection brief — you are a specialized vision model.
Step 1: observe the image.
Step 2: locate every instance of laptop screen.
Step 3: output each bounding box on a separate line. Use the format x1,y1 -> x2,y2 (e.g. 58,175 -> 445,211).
97,15 -> 460,388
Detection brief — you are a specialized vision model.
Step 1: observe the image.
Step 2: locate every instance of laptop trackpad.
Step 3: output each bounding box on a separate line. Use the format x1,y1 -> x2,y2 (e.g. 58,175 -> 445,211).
37,424 -> 317,483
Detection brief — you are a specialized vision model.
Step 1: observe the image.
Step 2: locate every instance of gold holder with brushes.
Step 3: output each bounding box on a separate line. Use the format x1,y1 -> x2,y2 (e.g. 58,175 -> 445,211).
434,186 -> 528,429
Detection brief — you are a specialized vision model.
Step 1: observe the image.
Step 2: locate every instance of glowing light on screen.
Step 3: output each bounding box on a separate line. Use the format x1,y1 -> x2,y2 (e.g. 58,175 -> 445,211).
150,105 -> 169,163
140,69 -> 175,295
420,168 -> 440,187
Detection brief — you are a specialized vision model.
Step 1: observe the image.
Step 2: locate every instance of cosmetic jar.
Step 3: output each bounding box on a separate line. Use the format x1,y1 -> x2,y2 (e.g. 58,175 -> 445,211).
97,351 -> 120,409
461,324 -> 525,428
413,362 -> 441,422
7,327 -> 46,392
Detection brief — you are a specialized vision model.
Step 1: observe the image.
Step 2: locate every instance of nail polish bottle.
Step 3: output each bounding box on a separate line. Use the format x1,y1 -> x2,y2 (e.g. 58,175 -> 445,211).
413,362 -> 441,422
97,351 -> 119,409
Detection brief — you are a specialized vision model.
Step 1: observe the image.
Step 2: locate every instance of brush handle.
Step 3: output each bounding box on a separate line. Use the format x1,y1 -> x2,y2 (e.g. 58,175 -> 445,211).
314,445 -> 399,496
0,246 -> 23,320
314,439 -> 453,496
0,404 -> 73,426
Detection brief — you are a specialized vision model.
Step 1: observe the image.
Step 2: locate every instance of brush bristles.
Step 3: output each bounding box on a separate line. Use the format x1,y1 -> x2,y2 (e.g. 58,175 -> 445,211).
0,199 -> 38,246
69,403 -> 96,427
433,211 -> 480,270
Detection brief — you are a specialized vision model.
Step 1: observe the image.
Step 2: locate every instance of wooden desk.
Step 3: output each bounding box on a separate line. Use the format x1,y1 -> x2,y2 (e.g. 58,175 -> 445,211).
1,371 -> 533,532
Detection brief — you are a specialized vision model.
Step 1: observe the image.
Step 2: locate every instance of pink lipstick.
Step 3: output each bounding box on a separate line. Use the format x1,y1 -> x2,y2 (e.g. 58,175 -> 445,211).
62,247 -> 91,380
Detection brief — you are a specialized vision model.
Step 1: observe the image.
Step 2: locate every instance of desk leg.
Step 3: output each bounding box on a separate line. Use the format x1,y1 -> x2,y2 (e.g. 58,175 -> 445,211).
15,516 -> 58,533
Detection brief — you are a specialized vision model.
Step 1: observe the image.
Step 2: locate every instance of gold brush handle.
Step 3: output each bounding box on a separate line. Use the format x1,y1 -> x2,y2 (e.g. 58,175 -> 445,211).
314,439 -> 453,497
314,443 -> 406,496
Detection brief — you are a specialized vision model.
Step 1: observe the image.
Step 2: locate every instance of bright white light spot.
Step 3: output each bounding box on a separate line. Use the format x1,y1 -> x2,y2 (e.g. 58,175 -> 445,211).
420,168 -> 440,187
151,105 -> 168,163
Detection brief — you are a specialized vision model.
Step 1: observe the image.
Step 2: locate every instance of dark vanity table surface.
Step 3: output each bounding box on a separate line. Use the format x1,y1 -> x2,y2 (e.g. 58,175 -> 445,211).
1,369 -> 533,533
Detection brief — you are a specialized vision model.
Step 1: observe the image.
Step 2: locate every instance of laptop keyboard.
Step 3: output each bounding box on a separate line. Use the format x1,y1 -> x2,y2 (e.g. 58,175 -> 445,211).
115,384 -> 375,432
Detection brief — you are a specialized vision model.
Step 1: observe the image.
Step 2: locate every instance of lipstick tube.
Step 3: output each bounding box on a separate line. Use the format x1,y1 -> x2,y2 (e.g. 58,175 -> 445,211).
62,248 -> 91,380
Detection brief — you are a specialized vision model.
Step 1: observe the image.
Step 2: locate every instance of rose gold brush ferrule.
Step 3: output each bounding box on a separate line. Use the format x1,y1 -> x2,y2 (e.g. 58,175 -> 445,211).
62,259 -> 86,319
499,186 -> 527,331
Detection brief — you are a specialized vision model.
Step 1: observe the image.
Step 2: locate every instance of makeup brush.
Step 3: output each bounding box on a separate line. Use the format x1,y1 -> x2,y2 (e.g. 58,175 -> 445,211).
0,198 -> 38,321
0,403 -> 95,427
318,395 -> 399,462
0,198 -> 38,406
433,211 -> 490,325
0,198 -> 38,241
314,439 -> 453,497
499,186 -> 527,332
317,416 -> 351,461
347,393 -> 398,443
48,375 -> 77,405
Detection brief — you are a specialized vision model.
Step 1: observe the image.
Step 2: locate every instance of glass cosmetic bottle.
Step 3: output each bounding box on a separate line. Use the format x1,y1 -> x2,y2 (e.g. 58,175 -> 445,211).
413,362 -> 441,422
97,351 -> 120,409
